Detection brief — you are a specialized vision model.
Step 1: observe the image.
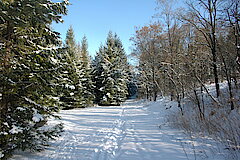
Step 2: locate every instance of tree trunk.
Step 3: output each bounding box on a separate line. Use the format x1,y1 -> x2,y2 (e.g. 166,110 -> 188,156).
194,89 -> 204,120
219,42 -> 235,110
201,86 -> 205,118
154,91 -> 157,101
211,2 -> 220,98
212,48 -> 220,97
146,87 -> 149,100
177,94 -> 183,115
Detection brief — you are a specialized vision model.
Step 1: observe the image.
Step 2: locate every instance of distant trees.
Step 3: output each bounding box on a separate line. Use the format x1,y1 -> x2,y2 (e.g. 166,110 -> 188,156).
59,29 -> 131,107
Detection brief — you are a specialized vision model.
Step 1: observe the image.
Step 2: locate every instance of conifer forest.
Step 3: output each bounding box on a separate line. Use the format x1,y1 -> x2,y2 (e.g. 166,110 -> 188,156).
0,0 -> 240,160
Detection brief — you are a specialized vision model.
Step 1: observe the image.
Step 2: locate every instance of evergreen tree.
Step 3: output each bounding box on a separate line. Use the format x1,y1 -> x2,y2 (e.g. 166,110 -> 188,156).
65,26 -> 76,57
112,34 -> 129,103
92,45 -> 105,103
60,28 -> 95,109
0,0 -> 69,159
59,26 -> 83,109
79,36 -> 95,107
93,32 -> 129,105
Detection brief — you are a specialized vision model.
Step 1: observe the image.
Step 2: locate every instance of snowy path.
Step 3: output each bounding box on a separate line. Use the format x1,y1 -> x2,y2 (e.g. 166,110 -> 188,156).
11,99 -> 222,160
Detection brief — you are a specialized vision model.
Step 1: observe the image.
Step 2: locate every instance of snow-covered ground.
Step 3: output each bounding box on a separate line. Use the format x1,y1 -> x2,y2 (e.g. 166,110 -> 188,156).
11,98 -> 227,160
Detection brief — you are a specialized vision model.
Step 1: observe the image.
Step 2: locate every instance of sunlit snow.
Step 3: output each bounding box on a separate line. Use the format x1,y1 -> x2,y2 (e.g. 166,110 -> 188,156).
9,125 -> 23,134
11,99 -> 226,160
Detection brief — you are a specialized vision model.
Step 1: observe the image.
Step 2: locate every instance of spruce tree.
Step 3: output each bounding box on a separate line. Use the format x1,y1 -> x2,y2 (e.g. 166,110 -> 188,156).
93,32 -> 129,105
59,26 -> 83,109
79,36 -> 95,107
92,45 -> 105,103
0,0 -> 69,159
113,34 -> 130,101
60,28 -> 95,109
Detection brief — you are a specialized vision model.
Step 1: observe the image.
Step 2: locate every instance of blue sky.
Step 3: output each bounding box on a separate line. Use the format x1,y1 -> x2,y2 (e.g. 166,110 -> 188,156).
52,0 -> 156,57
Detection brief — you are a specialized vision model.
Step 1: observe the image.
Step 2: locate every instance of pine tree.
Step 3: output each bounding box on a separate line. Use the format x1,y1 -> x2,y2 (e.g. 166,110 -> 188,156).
65,26 -> 76,57
111,34 -> 129,103
79,36 -> 95,107
60,29 -> 95,109
59,26 -> 83,109
93,32 -> 129,105
92,45 -> 105,103
0,0 -> 69,159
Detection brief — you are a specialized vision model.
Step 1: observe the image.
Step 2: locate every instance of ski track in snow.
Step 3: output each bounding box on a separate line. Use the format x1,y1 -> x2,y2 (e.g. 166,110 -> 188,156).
11,99 -> 225,160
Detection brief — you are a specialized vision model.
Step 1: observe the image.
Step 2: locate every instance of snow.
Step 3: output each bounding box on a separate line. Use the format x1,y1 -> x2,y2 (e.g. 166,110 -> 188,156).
51,97 -> 60,101
106,92 -> 111,97
102,95 -> 107,101
3,122 -> 9,127
0,132 -> 8,135
32,113 -> 44,123
16,107 -> 26,111
50,57 -> 58,64
11,99 -> 228,160
65,84 -> 76,90
9,125 -> 23,134
8,78 -> 15,84
0,152 -> 4,158
24,97 -> 42,108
